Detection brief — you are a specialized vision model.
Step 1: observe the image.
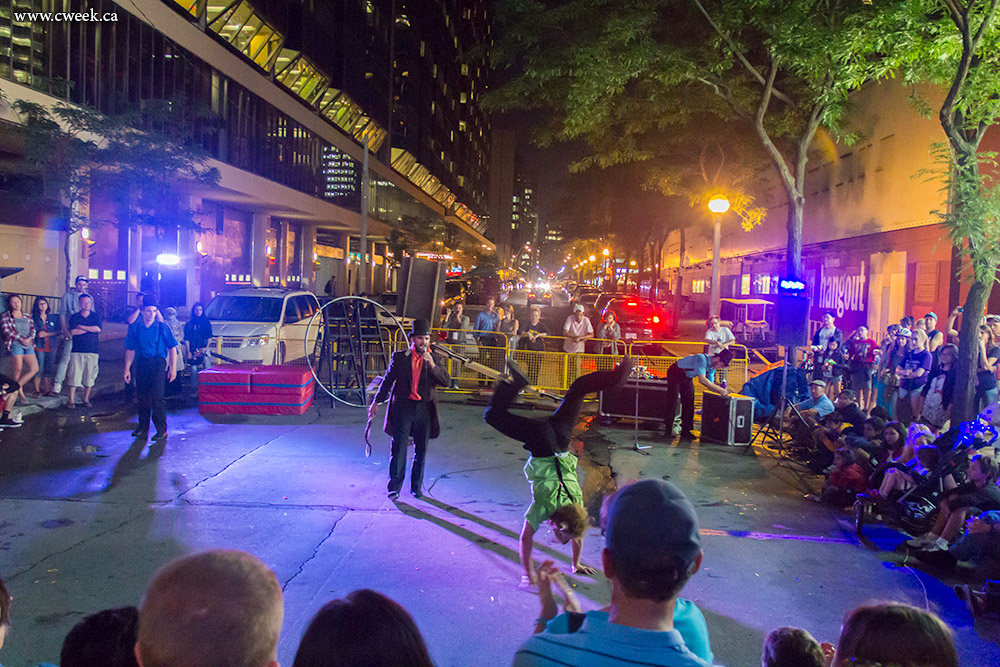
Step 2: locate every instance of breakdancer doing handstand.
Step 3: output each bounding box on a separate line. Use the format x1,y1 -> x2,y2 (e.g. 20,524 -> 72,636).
484,355 -> 632,588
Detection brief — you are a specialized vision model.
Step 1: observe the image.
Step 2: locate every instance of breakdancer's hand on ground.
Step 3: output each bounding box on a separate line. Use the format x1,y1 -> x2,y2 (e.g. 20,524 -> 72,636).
572,563 -> 597,576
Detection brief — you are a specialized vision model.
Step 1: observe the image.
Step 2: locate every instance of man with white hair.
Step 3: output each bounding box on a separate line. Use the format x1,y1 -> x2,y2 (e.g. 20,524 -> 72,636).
135,549 -> 283,667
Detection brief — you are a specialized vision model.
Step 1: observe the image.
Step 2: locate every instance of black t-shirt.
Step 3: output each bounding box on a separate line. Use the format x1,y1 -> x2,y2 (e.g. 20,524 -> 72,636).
978,346 -> 1000,391
835,404 -> 868,435
518,320 -> 549,351
69,311 -> 101,354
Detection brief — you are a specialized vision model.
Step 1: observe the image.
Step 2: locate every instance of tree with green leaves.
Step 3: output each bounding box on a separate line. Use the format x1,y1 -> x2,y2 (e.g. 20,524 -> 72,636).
907,0 -> 1000,421
5,100 -> 102,291
490,0 -> 921,278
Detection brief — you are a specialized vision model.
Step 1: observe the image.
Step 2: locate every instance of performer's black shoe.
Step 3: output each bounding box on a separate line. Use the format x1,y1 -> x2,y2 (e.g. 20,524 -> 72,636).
613,355 -> 633,386
506,357 -> 530,390
411,488 -> 425,499
152,431 -> 167,443
131,427 -> 148,438
388,491 -> 399,500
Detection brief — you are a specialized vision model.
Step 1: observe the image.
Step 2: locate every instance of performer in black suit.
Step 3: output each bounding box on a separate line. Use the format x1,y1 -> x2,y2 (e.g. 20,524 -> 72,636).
368,319 -> 451,499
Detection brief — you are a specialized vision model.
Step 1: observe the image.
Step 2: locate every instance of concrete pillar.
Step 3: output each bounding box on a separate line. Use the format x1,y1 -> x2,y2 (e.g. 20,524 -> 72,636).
278,219 -> 289,286
251,213 -> 270,287
301,223 -> 317,292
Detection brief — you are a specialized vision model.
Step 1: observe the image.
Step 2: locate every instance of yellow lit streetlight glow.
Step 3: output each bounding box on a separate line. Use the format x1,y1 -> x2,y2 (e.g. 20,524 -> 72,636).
589,254 -> 596,262
630,260 -> 637,267
708,195 -> 730,214
602,248 -> 610,256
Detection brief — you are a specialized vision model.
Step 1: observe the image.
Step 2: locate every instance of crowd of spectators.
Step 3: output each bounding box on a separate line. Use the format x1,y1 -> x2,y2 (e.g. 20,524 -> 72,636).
0,479 -> 970,667
779,308 -> 1000,590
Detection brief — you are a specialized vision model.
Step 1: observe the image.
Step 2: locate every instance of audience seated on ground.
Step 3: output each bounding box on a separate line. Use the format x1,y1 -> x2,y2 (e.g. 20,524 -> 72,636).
878,443 -> 951,502
921,509 -> 1000,575
513,479 -> 713,666
909,455 -> 1000,558
832,602 -> 958,667
831,390 -> 866,436
810,448 -> 867,507
292,589 -> 433,667
61,606 -> 139,667
135,549 -> 283,667
761,627 -> 826,667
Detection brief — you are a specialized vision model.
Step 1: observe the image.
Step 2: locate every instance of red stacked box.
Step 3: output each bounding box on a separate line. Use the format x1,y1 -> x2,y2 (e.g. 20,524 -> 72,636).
198,365 -> 314,415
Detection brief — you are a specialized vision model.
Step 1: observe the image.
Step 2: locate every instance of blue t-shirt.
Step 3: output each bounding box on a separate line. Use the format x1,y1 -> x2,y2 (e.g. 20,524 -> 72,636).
475,310 -> 499,334
514,610 -> 712,666
543,599 -> 713,664
795,394 -> 834,417
126,320 -> 178,359
676,354 -> 710,380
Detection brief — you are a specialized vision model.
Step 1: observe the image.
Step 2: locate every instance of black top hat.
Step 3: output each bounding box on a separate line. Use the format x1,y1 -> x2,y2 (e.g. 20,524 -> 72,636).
410,319 -> 432,337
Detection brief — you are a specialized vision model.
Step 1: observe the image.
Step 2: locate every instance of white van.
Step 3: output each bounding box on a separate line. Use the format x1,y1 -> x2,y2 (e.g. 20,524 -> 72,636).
203,288 -> 321,365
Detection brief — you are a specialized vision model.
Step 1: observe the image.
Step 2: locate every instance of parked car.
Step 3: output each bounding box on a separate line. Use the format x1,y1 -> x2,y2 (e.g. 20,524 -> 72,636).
204,288 -> 321,365
601,297 -> 672,342
573,289 -> 601,309
443,280 -> 468,309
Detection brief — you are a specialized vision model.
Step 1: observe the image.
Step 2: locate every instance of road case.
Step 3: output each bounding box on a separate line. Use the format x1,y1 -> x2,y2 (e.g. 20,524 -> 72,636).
700,392 -> 754,445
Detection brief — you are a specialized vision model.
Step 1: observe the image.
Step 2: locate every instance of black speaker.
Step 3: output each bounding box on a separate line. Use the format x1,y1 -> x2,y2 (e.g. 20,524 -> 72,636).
397,257 -> 447,322
775,294 -> 811,347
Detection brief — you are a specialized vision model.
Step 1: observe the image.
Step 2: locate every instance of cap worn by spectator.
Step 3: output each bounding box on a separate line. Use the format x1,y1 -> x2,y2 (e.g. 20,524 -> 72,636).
605,478 -> 701,571
573,304 -> 584,312
925,312 -> 938,320
810,380 -> 827,388
897,328 -> 912,337
75,275 -> 88,285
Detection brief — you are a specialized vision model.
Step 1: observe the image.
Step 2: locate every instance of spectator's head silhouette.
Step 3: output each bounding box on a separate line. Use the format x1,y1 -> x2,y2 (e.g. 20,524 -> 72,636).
834,602 -> 957,667
136,550 -> 283,667
62,606 -> 139,667
292,589 -> 433,667
761,627 -> 824,667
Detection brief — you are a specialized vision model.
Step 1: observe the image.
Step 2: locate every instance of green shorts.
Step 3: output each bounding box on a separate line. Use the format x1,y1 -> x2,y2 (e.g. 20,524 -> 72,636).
524,454 -> 582,530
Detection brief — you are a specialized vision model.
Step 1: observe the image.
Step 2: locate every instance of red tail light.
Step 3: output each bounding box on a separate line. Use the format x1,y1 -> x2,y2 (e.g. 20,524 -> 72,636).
651,315 -> 661,324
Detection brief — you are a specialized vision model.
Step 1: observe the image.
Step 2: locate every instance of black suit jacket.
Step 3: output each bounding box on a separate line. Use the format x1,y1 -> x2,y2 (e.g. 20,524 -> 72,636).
375,349 -> 451,439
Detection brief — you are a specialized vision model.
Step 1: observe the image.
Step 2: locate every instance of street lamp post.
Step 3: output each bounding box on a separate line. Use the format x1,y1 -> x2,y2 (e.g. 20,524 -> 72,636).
707,195 -> 730,318
602,247 -> 610,287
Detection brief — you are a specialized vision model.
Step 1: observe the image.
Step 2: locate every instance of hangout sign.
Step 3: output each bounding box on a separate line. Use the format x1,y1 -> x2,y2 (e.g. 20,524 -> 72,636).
813,261 -> 868,330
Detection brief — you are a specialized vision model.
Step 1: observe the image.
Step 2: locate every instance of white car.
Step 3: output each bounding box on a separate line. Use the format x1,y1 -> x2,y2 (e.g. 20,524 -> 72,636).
204,289 -> 321,365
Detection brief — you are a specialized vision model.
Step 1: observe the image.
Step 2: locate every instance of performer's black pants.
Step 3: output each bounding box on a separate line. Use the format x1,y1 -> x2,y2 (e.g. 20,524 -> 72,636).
484,365 -> 625,456
136,357 -> 167,435
663,364 -> 695,435
388,399 -> 431,494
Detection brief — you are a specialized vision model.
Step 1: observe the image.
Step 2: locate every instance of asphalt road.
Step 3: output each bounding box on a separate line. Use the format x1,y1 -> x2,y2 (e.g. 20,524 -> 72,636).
1,385 -> 998,666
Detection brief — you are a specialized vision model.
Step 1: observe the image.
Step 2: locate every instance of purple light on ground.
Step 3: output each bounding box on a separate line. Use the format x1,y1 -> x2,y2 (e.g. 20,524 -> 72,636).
700,528 -> 854,544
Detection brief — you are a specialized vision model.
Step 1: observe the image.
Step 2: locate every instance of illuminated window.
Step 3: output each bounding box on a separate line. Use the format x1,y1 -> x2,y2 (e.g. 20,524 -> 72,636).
461,63 -> 469,75
460,92 -> 467,104
741,274 -> 751,296
172,0 -> 200,17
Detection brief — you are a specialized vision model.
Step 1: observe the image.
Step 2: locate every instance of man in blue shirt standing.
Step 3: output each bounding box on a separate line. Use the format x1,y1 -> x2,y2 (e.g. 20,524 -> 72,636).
662,350 -> 733,442
124,298 -> 178,442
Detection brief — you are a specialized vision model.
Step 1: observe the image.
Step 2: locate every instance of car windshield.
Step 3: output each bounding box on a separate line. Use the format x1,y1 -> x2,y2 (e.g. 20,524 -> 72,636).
204,295 -> 284,322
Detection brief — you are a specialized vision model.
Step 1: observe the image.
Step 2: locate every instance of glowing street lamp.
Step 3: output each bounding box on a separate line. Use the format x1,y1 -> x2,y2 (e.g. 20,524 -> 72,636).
707,195 -> 730,317
589,254 -> 596,262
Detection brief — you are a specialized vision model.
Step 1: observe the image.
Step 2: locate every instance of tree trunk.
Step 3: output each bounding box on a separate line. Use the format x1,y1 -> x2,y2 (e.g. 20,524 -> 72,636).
786,193 -> 804,279
954,279 -> 994,421
673,227 -> 686,328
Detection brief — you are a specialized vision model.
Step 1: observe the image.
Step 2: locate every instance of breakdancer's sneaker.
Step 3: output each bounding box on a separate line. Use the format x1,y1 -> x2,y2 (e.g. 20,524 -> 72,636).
506,357 -> 531,390
612,355 -> 633,386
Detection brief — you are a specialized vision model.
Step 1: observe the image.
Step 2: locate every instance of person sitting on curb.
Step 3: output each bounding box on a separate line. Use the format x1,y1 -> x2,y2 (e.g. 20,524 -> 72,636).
484,355 -> 632,589
0,373 -> 22,428
908,454 -> 1000,557
513,479 -> 713,666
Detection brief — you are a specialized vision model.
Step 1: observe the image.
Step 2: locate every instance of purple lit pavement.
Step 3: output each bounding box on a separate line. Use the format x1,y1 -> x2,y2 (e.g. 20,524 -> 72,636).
0,391 -> 998,666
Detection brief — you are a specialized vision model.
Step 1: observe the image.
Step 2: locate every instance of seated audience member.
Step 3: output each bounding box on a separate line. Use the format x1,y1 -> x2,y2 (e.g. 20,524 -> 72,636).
514,479 -> 713,666
955,578 -> 1000,618
805,413 -> 845,473
918,509 -> 1000,574
877,441 -> 943,501
844,416 -> 885,465
784,380 -> 835,435
761,627 -> 827,667
0,373 -> 21,428
809,448 -> 867,507
868,405 -> 890,422
292,590 -> 433,667
832,603 -> 958,667
909,455 -> 1000,555
61,606 -> 139,667
136,549 -> 283,667
831,390 -> 866,435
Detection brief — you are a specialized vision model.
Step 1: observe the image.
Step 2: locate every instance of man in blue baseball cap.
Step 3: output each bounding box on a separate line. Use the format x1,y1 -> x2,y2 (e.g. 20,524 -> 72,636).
514,479 -> 712,666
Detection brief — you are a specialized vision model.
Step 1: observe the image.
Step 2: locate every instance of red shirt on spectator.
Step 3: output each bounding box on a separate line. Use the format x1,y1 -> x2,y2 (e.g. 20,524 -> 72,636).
830,463 -> 867,493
